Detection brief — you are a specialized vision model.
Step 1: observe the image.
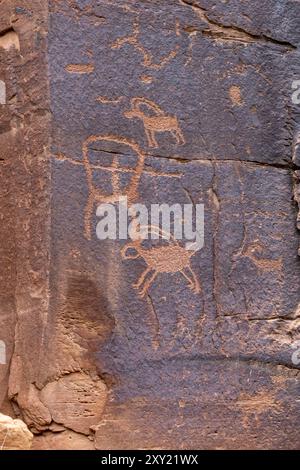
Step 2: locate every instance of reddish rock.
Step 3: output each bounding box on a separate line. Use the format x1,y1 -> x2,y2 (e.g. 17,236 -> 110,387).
0,413 -> 33,450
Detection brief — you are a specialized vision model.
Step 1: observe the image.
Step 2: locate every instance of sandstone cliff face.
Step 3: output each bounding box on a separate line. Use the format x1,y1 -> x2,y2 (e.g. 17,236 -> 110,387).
0,0 -> 299,450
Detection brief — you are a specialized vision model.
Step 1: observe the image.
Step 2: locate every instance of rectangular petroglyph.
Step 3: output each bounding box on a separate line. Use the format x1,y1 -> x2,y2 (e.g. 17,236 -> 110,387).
1,0 -> 299,451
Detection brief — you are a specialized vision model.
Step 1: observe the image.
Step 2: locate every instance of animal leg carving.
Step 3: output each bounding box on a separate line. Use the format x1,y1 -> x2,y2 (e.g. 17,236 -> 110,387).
150,131 -> 158,148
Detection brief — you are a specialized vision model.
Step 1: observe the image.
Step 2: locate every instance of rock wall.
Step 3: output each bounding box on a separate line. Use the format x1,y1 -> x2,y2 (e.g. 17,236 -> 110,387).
0,0 -> 299,450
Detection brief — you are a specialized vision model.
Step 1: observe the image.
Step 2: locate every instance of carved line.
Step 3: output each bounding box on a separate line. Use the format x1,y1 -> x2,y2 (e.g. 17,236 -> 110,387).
96,96 -> 124,104
65,64 -> 94,74
53,153 -> 182,178
124,97 -> 185,148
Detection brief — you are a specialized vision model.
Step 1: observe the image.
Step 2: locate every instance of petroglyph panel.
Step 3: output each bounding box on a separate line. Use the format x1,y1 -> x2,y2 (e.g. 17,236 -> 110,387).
44,0 -> 300,449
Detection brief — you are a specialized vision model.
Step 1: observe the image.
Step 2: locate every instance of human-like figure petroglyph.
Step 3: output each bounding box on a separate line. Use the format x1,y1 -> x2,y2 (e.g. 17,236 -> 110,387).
124,98 -> 185,148
111,19 -> 179,71
121,226 -> 201,297
81,135 -> 146,240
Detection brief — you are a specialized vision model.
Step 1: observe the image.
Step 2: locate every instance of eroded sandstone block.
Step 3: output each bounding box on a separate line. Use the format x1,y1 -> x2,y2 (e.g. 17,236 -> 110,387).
0,0 -> 299,450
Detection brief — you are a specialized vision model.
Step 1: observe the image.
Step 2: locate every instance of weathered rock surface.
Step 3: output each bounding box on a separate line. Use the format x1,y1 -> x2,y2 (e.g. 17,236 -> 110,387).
40,372 -> 108,435
0,413 -> 33,450
0,0 -> 299,450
